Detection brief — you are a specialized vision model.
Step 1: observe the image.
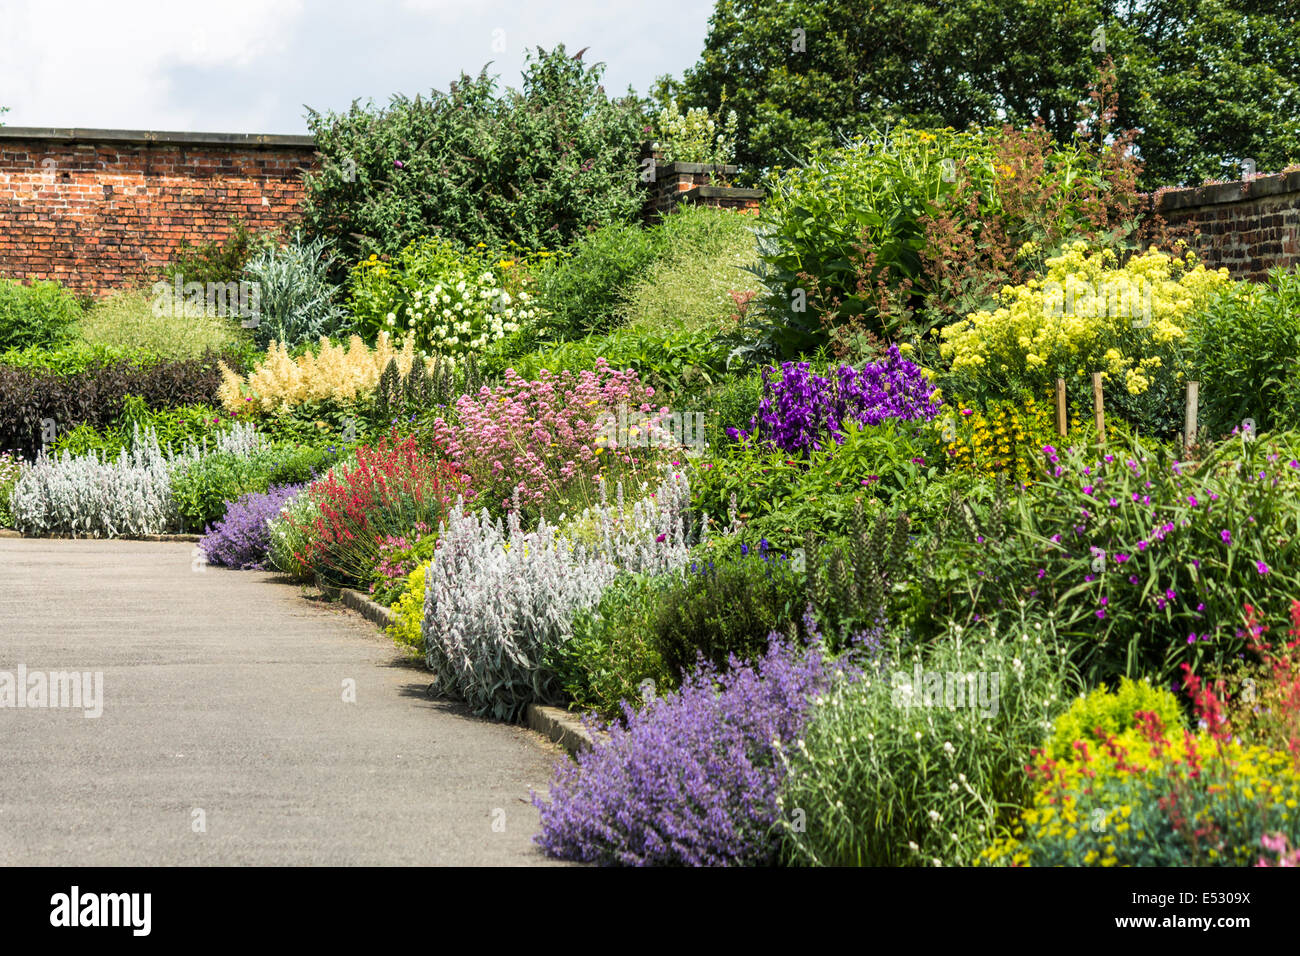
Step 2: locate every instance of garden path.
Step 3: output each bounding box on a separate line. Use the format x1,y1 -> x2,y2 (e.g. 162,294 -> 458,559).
0,538 -> 563,865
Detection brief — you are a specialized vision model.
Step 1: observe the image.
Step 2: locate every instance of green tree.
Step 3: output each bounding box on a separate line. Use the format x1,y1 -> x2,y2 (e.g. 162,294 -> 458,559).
301,45 -> 651,265
679,0 -> 1300,187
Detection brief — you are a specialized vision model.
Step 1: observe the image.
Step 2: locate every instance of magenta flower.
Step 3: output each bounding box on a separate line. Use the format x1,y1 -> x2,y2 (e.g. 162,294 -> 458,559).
1082,485 -> 1094,495
1257,561 -> 1271,575
1037,568 -> 1047,579
1115,553 -> 1130,564
1096,609 -> 1106,619
1188,495 -> 1198,507
1220,529 -> 1231,543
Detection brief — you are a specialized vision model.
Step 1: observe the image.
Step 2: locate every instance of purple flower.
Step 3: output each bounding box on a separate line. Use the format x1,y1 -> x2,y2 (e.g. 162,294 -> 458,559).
532,633 -> 856,866
1115,553 -> 1130,564
1037,568 -> 1046,579
1257,561 -> 1271,575
1188,495 -> 1198,507
393,159 -> 406,169
1128,575 -> 1139,585
1220,529 -> 1231,543
199,484 -> 305,570
1109,498 -> 1119,508
742,349 -> 941,455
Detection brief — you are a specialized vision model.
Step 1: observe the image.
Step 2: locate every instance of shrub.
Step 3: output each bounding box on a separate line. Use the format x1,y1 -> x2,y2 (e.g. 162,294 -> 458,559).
619,206 -> 758,336
387,563 -> 427,656
0,342 -> 137,374
0,279 -> 82,351
241,233 -> 350,349
347,238 -> 535,355
1189,267 -> 1300,440
301,45 -> 646,264
691,417 -> 943,553
530,223 -> 661,339
652,97 -> 738,166
0,350 -> 247,461
780,613 -> 1075,867
534,632 -> 845,866
730,346 -> 941,454
50,399 -> 234,460
198,483 -> 305,569
549,573 -> 674,719
289,433 -> 468,588
938,242 -> 1230,415
9,427 -> 185,537
982,690 -> 1300,866
74,290 -> 249,361
653,544 -> 807,684
217,332 -> 428,415
742,122 -> 1152,358
1047,678 -> 1185,760
163,218 -> 277,286
171,439 -> 333,532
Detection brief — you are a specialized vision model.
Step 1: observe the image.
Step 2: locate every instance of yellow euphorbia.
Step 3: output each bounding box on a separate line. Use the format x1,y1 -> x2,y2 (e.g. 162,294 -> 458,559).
939,242 -> 1231,394
218,332 -> 433,414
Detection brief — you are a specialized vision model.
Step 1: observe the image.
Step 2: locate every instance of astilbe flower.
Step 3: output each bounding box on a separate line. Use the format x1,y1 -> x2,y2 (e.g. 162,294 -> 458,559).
730,346 -> 940,454
533,633 -> 852,866
200,483 -> 305,569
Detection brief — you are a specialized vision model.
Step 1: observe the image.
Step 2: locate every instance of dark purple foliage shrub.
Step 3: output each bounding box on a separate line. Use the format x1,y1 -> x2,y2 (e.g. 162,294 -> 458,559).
199,483 -> 304,570
728,345 -> 940,454
533,633 -> 853,866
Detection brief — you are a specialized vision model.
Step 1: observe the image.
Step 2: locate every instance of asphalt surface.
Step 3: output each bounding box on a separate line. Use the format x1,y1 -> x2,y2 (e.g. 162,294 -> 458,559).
0,538 -> 566,865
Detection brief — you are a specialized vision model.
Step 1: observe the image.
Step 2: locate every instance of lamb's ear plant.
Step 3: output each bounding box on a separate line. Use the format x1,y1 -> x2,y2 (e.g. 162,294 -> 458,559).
421,469 -> 700,722
9,425 -> 184,537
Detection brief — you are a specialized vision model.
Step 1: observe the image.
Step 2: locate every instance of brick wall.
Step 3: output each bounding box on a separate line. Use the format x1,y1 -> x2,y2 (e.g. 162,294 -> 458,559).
1154,171 -> 1300,281
639,143 -> 762,221
0,128 -> 317,296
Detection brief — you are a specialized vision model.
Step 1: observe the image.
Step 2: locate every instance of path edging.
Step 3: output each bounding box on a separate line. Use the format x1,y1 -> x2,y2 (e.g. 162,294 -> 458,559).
526,705 -> 601,757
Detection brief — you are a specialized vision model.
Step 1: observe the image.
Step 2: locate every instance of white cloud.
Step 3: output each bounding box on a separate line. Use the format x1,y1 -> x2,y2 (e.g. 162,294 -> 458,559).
0,0 -> 713,133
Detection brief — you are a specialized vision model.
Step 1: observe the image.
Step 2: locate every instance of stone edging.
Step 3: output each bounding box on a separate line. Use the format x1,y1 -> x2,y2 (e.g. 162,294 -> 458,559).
0,530 -> 200,542
316,575 -> 601,758
339,587 -> 396,630
525,704 -> 602,757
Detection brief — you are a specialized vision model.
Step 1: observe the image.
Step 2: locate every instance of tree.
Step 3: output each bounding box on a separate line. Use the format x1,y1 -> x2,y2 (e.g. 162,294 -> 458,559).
678,0 -> 1300,187
301,45 -> 651,265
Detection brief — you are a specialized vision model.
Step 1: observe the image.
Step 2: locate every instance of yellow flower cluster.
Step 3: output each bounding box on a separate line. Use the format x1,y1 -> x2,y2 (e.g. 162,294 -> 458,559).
940,242 -> 1232,394
939,393 -> 1082,483
982,683 -> 1300,866
217,332 -> 432,414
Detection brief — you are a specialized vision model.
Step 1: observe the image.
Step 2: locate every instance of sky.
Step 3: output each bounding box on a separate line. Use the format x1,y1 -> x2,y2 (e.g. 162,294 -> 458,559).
0,0 -> 714,134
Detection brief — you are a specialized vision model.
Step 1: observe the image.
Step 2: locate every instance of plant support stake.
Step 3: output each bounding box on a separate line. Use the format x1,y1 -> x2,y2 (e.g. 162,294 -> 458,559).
1092,372 -> 1105,443
1056,378 -> 1067,437
1185,381 -> 1199,453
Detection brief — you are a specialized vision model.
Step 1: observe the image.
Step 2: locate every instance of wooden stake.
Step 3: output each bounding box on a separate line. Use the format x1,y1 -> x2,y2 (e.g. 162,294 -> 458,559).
1055,378 -> 1067,437
1185,381 -> 1199,453
1092,372 -> 1106,443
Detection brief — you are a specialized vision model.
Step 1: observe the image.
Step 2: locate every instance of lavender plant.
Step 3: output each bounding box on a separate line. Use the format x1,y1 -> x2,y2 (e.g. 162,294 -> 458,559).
729,345 -> 941,454
533,629 -> 849,866
199,483 -> 305,569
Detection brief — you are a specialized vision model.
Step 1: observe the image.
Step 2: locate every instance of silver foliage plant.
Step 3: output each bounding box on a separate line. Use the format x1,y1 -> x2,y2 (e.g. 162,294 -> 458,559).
9,422 -> 267,538
10,427 -> 184,537
422,468 -> 702,721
